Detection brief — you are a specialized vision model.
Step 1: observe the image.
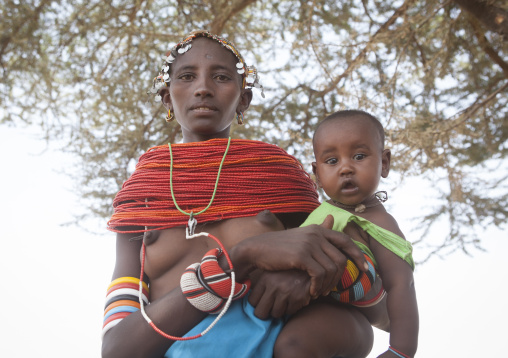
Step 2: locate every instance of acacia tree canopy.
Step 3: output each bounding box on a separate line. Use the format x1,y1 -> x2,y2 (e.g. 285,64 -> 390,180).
1,0 -> 507,261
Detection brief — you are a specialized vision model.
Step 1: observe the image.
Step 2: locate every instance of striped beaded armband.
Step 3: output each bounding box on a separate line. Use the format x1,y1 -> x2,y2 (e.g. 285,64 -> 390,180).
200,248 -> 250,299
181,248 -> 250,314
330,253 -> 376,303
102,277 -> 149,338
181,263 -> 226,314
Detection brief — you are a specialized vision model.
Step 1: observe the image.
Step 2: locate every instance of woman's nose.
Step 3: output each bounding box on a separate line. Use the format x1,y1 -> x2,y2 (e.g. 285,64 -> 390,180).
193,77 -> 214,97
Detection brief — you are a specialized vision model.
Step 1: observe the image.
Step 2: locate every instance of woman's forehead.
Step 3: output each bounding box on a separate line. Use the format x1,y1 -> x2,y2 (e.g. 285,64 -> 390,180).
172,37 -> 238,68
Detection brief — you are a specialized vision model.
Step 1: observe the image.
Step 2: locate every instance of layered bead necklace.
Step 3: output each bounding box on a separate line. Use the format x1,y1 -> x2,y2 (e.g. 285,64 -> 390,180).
139,137 -> 238,341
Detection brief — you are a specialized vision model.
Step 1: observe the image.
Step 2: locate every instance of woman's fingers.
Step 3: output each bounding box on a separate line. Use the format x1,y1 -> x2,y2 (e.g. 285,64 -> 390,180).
323,228 -> 369,272
233,220 -> 367,296
249,270 -> 313,318
303,216 -> 368,295
306,247 -> 340,297
248,281 -> 264,308
251,287 -> 273,320
270,296 -> 289,319
318,216 -> 368,272
319,214 -> 335,229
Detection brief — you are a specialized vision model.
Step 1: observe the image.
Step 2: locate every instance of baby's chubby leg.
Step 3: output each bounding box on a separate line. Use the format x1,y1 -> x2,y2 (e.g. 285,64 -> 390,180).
274,298 -> 373,358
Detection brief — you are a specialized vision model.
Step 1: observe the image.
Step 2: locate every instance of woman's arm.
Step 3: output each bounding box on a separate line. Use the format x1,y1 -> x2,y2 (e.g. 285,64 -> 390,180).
246,215 -> 370,319
102,216 -> 368,358
102,232 -> 208,358
231,215 -> 369,298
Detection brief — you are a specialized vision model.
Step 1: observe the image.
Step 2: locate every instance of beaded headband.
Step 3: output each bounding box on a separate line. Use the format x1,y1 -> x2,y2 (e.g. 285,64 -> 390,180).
148,30 -> 264,101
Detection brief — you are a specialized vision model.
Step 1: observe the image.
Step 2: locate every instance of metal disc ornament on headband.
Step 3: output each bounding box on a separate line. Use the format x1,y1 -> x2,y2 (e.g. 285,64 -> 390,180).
147,30 -> 265,100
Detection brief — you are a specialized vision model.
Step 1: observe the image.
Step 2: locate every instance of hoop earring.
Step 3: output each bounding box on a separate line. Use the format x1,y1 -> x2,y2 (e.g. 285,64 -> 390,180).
165,109 -> 175,122
236,112 -> 244,125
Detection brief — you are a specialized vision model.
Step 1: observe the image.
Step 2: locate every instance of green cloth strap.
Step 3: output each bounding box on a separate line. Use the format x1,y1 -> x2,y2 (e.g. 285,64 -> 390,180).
301,202 -> 415,270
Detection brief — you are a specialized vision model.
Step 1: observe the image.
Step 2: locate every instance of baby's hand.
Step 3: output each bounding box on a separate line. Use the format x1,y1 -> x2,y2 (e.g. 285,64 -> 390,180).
248,270 -> 312,319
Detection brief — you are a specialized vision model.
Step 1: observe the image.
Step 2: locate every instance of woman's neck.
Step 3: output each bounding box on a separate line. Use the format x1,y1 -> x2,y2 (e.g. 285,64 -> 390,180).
182,131 -> 231,143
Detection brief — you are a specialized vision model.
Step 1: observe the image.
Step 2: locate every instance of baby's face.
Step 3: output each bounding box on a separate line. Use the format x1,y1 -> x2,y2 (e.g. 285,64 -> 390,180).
312,116 -> 390,205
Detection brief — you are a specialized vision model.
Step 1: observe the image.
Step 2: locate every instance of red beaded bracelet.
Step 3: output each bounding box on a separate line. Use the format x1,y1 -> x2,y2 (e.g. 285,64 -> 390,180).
389,346 -> 412,358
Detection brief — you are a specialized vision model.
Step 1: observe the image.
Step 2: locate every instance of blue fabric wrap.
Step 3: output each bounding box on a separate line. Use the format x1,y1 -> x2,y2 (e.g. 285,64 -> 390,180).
165,296 -> 283,357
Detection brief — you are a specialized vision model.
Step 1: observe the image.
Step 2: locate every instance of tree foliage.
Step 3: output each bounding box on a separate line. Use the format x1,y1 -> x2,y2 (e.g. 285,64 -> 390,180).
1,0 -> 507,261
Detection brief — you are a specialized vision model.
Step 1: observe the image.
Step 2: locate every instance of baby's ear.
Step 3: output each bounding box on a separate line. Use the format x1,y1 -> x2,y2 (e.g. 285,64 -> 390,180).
312,162 -> 321,187
381,149 -> 391,178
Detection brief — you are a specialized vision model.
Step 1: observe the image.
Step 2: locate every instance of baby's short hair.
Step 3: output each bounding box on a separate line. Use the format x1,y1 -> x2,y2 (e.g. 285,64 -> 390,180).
313,109 -> 385,149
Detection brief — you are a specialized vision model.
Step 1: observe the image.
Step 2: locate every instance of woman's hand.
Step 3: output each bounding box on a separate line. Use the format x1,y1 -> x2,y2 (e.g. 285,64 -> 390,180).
248,269 -> 312,319
231,215 -> 368,298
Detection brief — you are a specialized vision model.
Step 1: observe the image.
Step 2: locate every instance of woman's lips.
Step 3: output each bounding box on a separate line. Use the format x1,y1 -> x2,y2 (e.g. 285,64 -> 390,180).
192,107 -> 216,112
190,103 -> 218,112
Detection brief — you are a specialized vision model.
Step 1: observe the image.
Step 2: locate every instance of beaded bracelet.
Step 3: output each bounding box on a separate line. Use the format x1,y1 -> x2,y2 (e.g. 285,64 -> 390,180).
389,346 -> 412,358
181,262 -> 227,314
181,248 -> 251,314
102,276 -> 150,338
139,231 -> 247,341
198,248 -> 250,300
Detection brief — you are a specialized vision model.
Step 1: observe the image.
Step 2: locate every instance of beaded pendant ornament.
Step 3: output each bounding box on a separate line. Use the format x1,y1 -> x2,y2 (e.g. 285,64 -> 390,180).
148,30 -> 265,101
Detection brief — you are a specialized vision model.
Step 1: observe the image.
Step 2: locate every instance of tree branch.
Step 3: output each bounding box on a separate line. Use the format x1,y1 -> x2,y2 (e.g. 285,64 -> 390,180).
319,0 -> 418,96
468,14 -> 508,77
442,80 -> 508,133
209,0 -> 258,34
0,0 -> 53,61
452,0 -> 508,39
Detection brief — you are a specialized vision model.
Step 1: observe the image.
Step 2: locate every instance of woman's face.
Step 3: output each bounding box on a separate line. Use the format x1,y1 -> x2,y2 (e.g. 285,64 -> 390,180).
163,37 -> 251,143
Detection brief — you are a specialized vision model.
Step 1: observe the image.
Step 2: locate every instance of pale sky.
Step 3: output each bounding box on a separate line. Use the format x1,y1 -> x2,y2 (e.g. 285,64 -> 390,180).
1,125 -> 505,357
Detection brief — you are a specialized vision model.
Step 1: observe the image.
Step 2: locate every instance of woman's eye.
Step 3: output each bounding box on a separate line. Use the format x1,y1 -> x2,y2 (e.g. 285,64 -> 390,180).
215,74 -> 231,81
353,154 -> 366,160
325,158 -> 338,165
178,73 -> 194,80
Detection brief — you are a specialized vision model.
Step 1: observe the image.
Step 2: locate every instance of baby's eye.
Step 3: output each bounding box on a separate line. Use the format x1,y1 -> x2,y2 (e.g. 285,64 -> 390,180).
353,153 -> 366,160
325,158 -> 338,165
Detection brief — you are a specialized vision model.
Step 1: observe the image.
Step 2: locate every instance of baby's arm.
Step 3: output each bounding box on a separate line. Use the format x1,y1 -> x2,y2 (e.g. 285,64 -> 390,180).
369,215 -> 419,357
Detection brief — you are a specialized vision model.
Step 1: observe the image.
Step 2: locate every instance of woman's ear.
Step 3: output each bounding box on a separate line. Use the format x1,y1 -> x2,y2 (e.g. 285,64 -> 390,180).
381,149 -> 391,178
158,86 -> 172,110
237,89 -> 253,113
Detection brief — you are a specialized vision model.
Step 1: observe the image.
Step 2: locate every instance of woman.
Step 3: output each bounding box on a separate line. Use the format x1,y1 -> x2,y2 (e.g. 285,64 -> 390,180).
102,31 -> 371,358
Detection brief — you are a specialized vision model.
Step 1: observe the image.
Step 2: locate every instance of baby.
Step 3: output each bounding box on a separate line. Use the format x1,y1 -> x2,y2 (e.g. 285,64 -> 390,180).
274,110 -> 419,358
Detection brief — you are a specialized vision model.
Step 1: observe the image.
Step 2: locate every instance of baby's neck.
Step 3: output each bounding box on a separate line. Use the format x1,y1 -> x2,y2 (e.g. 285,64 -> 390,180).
331,191 -> 387,214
